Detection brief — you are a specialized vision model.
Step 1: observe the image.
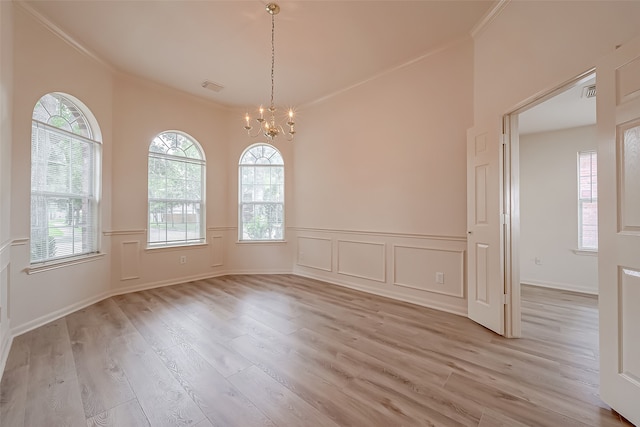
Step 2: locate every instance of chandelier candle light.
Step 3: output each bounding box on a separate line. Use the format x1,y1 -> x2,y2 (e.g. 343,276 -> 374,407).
244,3 -> 296,141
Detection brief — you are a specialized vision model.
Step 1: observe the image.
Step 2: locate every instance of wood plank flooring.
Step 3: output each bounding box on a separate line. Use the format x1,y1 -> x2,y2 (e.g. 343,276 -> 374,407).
0,275 -> 632,426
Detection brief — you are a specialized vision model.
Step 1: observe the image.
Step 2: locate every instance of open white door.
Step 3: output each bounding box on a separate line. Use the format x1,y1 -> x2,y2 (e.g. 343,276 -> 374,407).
597,35 -> 640,426
467,126 -> 504,335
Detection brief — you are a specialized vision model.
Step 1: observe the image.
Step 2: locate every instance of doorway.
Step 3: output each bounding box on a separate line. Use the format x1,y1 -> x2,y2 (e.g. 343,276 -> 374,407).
503,69 -> 597,337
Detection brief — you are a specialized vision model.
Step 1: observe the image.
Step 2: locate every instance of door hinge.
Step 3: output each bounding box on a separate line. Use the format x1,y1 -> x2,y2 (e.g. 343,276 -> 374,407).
500,134 -> 507,145
502,294 -> 509,305
500,213 -> 509,225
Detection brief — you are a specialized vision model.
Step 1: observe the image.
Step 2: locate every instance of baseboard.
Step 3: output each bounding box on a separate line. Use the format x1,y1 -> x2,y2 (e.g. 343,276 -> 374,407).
520,279 -> 598,295
8,268 -> 294,338
110,271 -> 231,297
11,290 -> 113,337
0,328 -> 13,379
294,269 -> 467,317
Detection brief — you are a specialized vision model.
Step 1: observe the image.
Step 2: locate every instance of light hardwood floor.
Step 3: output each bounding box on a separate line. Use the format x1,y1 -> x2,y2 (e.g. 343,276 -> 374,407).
0,275 -> 632,426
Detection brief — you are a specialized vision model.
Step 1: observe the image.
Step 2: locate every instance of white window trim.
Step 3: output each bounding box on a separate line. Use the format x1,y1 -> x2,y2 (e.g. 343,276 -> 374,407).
577,150 -> 598,251
147,131 -> 206,249
238,144 -> 285,242
30,94 -> 102,265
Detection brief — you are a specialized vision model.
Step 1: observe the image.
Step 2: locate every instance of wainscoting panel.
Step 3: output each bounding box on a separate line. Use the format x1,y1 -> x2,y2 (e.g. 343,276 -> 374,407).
120,240 -> 140,281
292,228 -> 467,315
393,245 -> 464,297
337,240 -> 385,283
210,235 -> 224,267
297,236 -> 332,272
620,267 -> 640,384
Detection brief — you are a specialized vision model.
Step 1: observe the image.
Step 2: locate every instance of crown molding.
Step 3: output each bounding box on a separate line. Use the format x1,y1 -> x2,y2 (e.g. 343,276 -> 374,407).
15,0 -> 117,73
303,35 -> 471,109
470,0 -> 510,39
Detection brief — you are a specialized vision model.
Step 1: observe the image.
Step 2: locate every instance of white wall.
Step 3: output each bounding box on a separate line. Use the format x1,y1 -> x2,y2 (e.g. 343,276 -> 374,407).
292,39 -> 473,314
108,77 -> 294,293
0,0 -> 14,371
4,1 -> 640,365
9,5 -> 114,333
519,125 -> 598,294
3,4 -> 296,348
471,1 -> 640,303
474,1 -> 640,124
109,74 -> 230,292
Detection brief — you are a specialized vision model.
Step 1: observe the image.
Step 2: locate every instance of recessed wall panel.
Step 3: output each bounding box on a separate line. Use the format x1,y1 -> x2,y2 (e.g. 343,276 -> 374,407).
619,122 -> 640,233
616,55 -> 640,104
337,240 -> 385,282
210,235 -> 223,267
475,165 -> 488,225
120,240 -> 140,281
620,267 -> 640,385
475,243 -> 489,304
393,245 -> 464,297
297,236 -> 332,272
475,133 -> 487,154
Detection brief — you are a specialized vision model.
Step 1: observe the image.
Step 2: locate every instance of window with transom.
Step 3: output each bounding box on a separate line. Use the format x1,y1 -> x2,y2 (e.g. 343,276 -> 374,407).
30,93 -> 101,264
239,144 -> 284,241
148,131 -> 205,247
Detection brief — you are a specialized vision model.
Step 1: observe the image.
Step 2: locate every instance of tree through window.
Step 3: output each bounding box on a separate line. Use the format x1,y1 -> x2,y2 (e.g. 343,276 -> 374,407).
148,131 -> 205,247
30,93 -> 101,263
239,144 -> 284,241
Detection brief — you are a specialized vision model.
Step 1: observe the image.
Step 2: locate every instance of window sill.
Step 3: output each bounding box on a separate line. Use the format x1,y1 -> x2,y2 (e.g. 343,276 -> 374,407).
572,249 -> 598,256
27,252 -> 106,275
236,240 -> 288,245
145,242 -> 208,252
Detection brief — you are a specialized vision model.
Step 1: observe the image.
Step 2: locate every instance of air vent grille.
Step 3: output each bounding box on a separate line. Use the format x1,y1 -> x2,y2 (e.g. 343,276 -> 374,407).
201,80 -> 224,92
582,84 -> 596,98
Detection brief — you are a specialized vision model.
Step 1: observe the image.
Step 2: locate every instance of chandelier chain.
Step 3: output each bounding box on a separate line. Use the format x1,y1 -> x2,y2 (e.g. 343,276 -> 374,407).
270,13 -> 275,111
243,3 -> 295,141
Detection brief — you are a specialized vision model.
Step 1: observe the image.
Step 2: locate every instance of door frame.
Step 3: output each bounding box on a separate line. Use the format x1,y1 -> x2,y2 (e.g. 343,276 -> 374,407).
502,68 -> 596,338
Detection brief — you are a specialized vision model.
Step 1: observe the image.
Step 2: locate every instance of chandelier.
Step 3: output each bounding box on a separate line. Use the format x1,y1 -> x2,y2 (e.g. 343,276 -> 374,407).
244,3 -> 296,141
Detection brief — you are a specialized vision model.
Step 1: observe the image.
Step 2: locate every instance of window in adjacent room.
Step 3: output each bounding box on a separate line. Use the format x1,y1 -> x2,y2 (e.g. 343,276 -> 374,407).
578,150 -> 597,250
148,131 -> 205,247
30,93 -> 101,264
239,144 -> 284,241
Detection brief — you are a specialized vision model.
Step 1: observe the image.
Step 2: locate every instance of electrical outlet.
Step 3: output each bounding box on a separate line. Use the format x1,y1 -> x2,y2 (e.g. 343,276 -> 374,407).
435,272 -> 445,284
180,255 -> 187,264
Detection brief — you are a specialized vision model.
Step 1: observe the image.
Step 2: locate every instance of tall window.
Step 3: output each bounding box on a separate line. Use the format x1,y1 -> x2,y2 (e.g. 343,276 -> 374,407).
578,150 -> 598,250
30,93 -> 101,263
239,144 -> 284,241
148,131 -> 205,247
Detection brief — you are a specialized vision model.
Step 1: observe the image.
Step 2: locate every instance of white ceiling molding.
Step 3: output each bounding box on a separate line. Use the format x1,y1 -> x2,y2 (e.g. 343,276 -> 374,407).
470,0 -> 511,39
15,0 -> 116,73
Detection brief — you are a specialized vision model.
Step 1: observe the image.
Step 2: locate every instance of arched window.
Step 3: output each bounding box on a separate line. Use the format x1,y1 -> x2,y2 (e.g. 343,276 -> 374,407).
30,93 -> 101,263
148,131 -> 205,247
239,144 -> 284,241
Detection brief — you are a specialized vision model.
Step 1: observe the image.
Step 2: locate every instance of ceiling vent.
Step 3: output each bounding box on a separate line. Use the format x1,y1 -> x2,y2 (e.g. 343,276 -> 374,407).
201,80 -> 224,92
582,84 -> 596,98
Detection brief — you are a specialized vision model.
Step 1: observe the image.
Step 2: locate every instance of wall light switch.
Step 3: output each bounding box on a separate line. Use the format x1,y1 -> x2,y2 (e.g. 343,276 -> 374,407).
435,272 -> 445,284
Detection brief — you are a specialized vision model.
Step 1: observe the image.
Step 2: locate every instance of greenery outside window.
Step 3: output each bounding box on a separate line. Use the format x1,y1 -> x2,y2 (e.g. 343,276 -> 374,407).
239,144 -> 284,241
30,93 -> 101,264
148,131 -> 205,247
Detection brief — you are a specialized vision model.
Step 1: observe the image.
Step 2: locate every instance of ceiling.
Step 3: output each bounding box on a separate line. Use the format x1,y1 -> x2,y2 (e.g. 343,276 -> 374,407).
518,76 -> 597,135
23,0 -> 495,109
